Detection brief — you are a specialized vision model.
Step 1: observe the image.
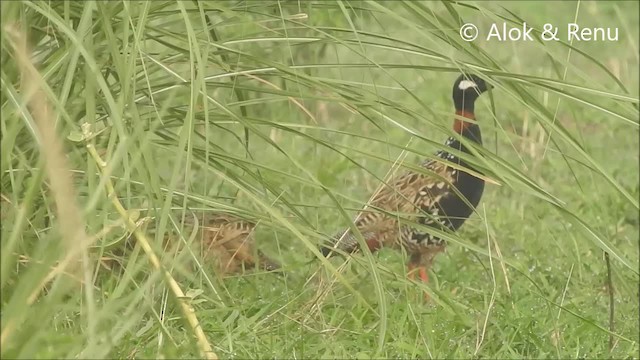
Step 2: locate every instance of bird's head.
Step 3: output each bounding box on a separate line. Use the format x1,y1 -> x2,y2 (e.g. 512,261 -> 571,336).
452,73 -> 491,113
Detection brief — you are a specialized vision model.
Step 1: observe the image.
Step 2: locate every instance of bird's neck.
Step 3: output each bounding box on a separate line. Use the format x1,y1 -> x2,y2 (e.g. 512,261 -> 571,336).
434,110 -> 483,168
451,110 -> 482,148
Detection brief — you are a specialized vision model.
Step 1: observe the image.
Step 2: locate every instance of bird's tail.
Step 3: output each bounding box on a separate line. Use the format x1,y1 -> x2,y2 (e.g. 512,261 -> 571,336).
319,229 -> 376,257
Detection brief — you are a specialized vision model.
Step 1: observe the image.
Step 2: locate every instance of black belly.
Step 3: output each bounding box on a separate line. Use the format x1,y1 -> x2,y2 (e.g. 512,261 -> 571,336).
411,170 -> 485,246
441,170 -> 485,231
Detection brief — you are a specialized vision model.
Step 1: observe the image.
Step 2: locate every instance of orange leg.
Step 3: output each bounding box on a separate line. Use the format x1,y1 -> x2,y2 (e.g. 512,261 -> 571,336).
419,266 -> 429,283
419,266 -> 430,302
407,262 -> 430,302
408,264 -> 429,282
407,262 -> 417,280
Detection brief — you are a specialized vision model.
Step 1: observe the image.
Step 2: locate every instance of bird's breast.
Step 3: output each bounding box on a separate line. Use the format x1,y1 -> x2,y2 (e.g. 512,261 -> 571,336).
441,168 -> 485,230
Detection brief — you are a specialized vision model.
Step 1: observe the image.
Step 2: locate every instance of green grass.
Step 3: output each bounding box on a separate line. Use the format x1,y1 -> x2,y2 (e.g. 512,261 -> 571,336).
1,1 -> 638,358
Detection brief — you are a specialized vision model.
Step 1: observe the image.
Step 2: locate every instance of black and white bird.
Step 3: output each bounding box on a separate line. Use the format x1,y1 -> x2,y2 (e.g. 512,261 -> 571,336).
320,73 -> 491,291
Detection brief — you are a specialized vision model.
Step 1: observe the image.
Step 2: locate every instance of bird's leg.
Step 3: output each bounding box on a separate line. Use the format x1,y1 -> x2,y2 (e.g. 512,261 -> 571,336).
408,265 -> 429,283
407,265 -> 431,302
407,252 -> 422,280
419,266 -> 429,283
419,266 -> 430,302
408,253 -> 431,302
407,262 -> 417,280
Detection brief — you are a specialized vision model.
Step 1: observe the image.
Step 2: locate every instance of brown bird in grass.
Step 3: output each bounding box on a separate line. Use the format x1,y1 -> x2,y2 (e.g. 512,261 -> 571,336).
320,73 -> 491,291
104,213 -> 280,276
189,213 -> 281,275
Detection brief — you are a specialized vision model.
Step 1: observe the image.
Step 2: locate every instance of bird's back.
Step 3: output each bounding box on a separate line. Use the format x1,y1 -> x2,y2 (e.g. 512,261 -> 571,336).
325,158 -> 465,255
194,214 -> 280,273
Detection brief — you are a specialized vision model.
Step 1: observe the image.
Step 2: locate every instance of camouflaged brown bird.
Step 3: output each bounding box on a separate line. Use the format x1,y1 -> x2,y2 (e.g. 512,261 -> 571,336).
190,213 -> 280,275
104,213 -> 280,276
321,73 -> 491,288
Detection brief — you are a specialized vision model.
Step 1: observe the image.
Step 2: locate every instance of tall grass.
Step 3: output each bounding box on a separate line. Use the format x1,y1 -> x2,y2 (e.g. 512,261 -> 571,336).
1,1 -> 638,358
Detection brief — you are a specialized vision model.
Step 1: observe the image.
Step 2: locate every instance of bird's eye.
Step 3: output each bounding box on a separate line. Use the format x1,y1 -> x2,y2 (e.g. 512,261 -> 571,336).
458,80 -> 478,90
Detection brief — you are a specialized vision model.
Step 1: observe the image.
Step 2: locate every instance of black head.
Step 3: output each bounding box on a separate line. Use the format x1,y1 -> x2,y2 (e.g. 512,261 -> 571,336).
452,74 -> 490,112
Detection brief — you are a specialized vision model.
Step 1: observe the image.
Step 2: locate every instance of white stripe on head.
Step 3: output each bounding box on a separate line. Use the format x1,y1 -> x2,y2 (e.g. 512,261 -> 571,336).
458,79 -> 478,90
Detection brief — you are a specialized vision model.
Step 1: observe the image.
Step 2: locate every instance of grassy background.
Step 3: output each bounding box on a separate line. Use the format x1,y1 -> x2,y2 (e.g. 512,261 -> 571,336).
1,1 -> 638,358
